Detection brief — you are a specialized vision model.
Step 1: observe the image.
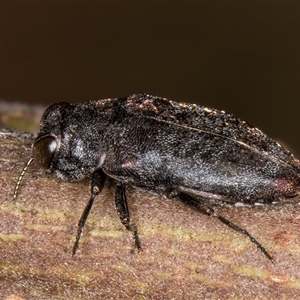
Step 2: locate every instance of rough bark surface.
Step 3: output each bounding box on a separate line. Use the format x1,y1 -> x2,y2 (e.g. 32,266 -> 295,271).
1,104 -> 300,299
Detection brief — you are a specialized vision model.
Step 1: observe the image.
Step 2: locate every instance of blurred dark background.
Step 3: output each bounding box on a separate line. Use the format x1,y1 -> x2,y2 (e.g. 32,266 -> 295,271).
0,3 -> 300,153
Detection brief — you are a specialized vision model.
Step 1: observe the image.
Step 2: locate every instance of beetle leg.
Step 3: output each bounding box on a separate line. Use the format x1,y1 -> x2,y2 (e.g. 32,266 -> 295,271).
178,192 -> 274,263
72,169 -> 106,256
115,182 -> 142,251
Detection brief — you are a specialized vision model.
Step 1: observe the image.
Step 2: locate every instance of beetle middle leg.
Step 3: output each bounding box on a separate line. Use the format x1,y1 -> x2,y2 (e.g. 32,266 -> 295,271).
178,192 -> 274,262
115,182 -> 142,251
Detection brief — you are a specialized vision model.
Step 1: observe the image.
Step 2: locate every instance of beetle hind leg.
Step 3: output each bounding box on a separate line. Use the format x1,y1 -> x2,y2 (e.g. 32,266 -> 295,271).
115,182 -> 142,251
178,192 -> 274,263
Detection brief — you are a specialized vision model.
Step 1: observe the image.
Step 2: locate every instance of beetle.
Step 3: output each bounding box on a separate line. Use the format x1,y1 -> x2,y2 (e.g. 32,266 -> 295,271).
13,93 -> 300,262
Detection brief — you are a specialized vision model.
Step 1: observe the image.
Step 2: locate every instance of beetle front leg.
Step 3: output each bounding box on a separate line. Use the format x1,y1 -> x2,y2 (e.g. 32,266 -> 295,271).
72,169 -> 106,256
115,182 -> 142,251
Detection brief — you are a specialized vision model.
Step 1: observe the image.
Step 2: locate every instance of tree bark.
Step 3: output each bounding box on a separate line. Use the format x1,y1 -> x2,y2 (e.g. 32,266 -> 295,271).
1,104 -> 300,299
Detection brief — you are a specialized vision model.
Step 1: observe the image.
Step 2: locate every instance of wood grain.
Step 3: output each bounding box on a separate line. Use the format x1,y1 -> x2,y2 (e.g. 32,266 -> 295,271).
1,121 -> 300,299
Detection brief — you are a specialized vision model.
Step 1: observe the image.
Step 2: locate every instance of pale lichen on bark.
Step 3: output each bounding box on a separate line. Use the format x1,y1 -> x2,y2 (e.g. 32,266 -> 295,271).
1,102 -> 300,299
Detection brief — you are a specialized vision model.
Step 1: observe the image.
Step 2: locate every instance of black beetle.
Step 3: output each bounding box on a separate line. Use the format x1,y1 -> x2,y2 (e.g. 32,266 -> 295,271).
13,93 -> 300,262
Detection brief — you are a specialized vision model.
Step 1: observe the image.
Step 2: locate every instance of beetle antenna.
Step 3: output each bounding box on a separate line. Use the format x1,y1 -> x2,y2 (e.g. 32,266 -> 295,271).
13,157 -> 34,200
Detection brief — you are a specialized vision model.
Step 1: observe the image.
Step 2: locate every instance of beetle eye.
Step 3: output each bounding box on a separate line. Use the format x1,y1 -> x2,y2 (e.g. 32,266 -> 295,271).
33,136 -> 57,169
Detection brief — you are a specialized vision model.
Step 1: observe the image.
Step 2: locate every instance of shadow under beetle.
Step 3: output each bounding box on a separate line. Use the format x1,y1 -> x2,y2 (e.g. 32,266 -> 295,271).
13,93 -> 300,262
